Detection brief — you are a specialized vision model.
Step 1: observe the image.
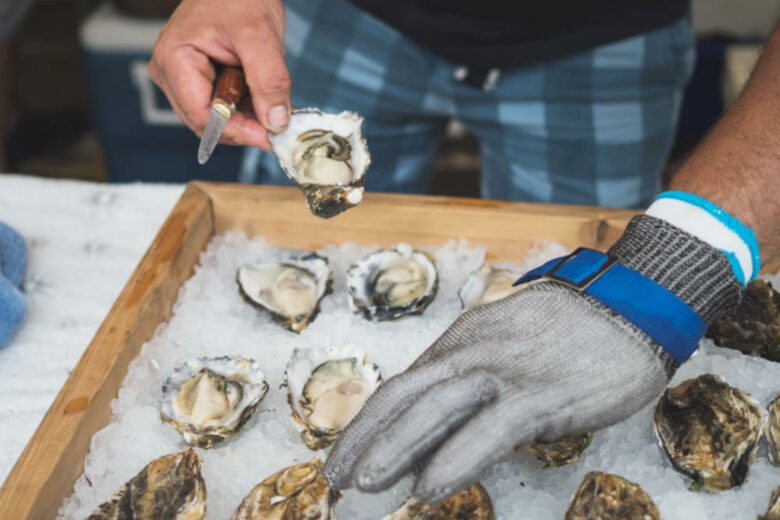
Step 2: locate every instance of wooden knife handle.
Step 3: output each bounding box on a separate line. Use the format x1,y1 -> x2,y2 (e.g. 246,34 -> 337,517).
214,66 -> 247,108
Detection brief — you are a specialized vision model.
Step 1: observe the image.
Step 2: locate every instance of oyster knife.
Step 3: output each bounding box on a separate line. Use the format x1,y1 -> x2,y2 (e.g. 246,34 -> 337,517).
197,66 -> 247,165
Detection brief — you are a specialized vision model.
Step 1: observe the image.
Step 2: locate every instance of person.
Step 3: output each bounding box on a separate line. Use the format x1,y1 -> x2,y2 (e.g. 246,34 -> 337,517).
151,0 -> 780,504
149,0 -> 693,206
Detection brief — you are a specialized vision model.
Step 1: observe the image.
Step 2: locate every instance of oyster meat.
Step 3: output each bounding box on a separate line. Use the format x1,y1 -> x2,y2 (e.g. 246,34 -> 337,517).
706,279 -> 780,362
161,356 -> 269,448
270,108 -> 370,219
347,243 -> 439,321
458,264 -> 523,310
760,486 -> 780,520
516,433 -> 593,468
231,458 -> 336,520
237,253 -> 332,333
286,344 -> 381,450
765,392 -> 780,465
653,373 -> 764,491
383,483 -> 495,520
565,471 -> 660,520
87,449 -> 206,520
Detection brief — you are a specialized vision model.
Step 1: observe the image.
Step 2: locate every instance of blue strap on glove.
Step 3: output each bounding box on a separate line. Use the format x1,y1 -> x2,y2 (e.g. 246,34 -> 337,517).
0,222 -> 27,346
514,247 -> 706,366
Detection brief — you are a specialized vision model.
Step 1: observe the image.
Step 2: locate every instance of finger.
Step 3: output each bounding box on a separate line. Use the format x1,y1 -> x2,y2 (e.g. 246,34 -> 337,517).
324,364 -> 451,490
156,46 -> 216,133
221,110 -> 271,150
414,390 -> 556,503
233,23 -> 291,133
354,370 -> 501,493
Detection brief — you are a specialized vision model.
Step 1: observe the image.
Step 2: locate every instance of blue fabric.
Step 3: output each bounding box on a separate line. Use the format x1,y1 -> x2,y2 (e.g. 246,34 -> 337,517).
656,190 -> 761,282
241,0 -> 696,208
0,222 -> 27,347
514,249 -> 706,366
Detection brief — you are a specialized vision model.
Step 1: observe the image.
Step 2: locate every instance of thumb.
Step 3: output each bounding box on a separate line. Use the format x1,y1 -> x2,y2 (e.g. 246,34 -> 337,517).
233,19 -> 291,134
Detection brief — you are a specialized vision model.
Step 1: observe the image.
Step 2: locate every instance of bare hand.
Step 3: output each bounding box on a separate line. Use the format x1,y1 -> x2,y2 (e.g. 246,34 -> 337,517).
149,0 -> 290,151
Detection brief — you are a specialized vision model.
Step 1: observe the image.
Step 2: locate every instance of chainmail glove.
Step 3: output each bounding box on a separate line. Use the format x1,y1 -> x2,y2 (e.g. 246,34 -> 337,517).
323,215 -> 743,503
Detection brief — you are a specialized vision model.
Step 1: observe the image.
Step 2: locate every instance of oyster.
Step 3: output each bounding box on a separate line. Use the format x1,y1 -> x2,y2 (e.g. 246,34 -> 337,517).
87,449 -> 206,520
759,486 -> 780,520
706,279 -> 780,362
565,471 -> 660,520
237,253 -> 332,333
383,483 -> 495,520
458,264 -> 523,310
161,356 -> 269,448
286,344 -> 381,450
231,458 -> 336,520
653,373 -> 763,491
765,392 -> 780,465
347,243 -> 439,321
270,108 -> 370,219
516,433 -> 593,468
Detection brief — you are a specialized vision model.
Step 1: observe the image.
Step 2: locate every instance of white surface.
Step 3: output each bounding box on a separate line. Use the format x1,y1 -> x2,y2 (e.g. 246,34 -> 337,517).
692,0 -> 779,38
79,2 -> 166,52
0,174 -> 183,485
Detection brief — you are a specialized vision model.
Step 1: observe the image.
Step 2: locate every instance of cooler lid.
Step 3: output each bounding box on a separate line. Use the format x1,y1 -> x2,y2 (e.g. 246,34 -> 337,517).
79,1 -> 166,52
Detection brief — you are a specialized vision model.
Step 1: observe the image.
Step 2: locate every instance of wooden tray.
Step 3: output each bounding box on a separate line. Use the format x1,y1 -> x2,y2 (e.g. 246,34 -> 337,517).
0,182 -> 772,519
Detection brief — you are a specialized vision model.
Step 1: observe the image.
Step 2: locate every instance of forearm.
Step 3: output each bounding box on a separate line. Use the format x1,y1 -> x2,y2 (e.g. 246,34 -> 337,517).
670,24 -> 780,263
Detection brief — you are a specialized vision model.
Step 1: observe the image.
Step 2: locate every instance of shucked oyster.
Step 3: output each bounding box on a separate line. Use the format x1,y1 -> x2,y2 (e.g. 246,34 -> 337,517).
516,433 -> 593,468
653,373 -> 764,492
231,458 -> 336,520
759,486 -> 780,520
161,356 -> 268,448
286,344 -> 382,450
765,392 -> 780,465
383,483 -> 495,520
347,243 -> 438,321
458,264 -> 523,310
87,449 -> 206,520
707,279 -> 780,362
237,253 -> 332,333
270,108 -> 370,219
564,471 -> 660,520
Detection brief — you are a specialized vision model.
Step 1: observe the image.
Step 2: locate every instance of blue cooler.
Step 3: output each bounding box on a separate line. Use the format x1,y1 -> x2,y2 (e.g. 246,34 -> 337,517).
79,2 -> 244,183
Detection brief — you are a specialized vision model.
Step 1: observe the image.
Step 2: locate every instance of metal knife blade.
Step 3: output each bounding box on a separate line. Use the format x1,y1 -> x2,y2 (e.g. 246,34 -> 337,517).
198,103 -> 231,165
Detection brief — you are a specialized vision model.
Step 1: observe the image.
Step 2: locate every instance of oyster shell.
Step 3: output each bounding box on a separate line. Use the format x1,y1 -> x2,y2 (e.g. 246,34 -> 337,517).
516,433 -> 593,468
87,449 -> 206,520
458,264 -> 523,310
286,344 -> 382,450
653,373 -> 763,491
237,253 -> 332,333
706,279 -> 780,362
347,243 -> 439,321
161,356 -> 269,448
759,486 -> 780,520
383,483 -> 495,520
564,471 -> 660,520
231,458 -> 336,520
270,108 -> 370,219
765,392 -> 780,465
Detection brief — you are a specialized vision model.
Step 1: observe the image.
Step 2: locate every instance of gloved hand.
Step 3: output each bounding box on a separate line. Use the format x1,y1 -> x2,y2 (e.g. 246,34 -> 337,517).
324,213 -> 745,503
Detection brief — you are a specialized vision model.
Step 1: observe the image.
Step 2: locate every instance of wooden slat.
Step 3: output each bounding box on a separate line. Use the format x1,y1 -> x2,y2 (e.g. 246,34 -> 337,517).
0,184 -> 215,520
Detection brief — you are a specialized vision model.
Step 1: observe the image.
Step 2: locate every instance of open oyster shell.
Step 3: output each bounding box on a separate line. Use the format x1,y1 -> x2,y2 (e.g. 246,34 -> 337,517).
565,471 -> 660,520
347,243 -> 439,321
706,279 -> 780,362
231,458 -> 337,520
653,373 -> 764,492
286,344 -> 382,450
760,486 -> 780,520
765,392 -> 780,465
270,108 -> 370,219
237,253 -> 332,333
458,264 -> 523,311
383,483 -> 495,520
515,433 -> 593,468
87,449 -> 206,520
161,356 -> 269,449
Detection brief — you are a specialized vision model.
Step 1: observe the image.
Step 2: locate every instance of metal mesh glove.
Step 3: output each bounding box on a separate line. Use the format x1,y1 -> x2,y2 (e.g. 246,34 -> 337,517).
323,215 -> 743,503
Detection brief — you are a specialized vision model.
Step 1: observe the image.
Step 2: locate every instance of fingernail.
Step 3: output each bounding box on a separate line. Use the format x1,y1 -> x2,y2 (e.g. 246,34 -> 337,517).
268,105 -> 289,131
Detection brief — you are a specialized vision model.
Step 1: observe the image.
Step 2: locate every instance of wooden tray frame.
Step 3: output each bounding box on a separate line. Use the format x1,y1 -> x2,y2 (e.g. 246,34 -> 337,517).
1,182 -> 774,519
